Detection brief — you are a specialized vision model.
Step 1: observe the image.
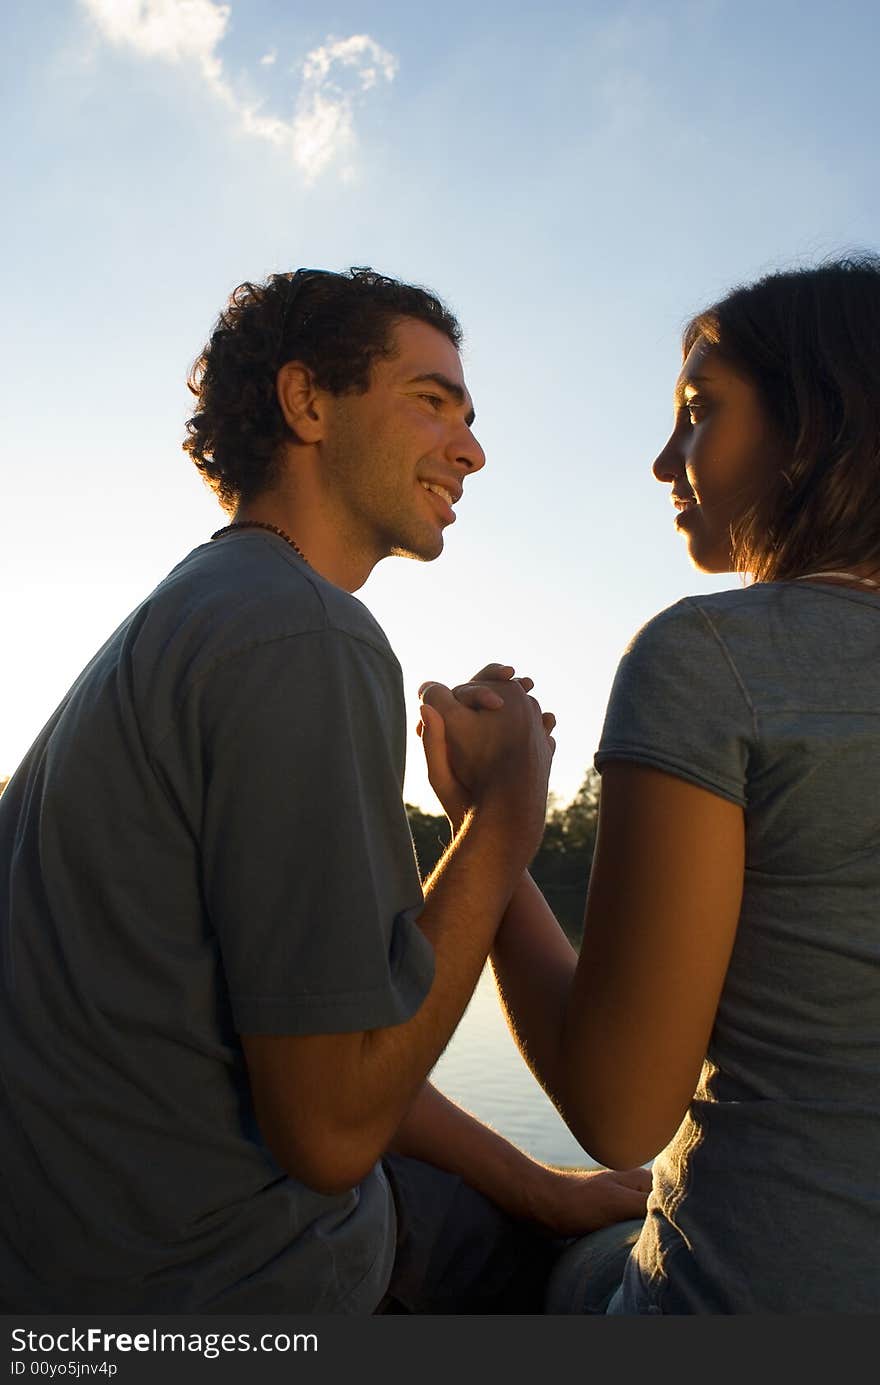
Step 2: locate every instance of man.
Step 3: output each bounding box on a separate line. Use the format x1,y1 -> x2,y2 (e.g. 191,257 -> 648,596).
0,267 -> 647,1314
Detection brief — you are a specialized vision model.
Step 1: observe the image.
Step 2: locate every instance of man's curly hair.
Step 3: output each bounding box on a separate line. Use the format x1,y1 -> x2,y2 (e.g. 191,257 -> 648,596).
183,267 -> 463,513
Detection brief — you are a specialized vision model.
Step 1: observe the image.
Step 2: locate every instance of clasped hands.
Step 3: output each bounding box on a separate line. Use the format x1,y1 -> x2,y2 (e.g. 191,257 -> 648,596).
418,662 -> 556,844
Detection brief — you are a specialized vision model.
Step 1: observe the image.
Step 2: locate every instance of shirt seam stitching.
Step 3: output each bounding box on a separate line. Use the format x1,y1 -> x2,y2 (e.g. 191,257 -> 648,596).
687,599 -> 760,743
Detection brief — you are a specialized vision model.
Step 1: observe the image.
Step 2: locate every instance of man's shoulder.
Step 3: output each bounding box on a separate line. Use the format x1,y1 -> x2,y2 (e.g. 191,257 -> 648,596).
153,535 -> 395,662
111,536 -> 404,744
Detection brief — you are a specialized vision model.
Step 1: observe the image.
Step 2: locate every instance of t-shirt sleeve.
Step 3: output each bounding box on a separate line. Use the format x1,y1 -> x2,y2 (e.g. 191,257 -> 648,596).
594,599 -> 754,807
165,627 -> 434,1035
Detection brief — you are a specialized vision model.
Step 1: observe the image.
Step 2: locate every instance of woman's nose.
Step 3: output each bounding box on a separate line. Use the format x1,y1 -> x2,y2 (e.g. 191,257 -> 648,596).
652,433 -> 683,483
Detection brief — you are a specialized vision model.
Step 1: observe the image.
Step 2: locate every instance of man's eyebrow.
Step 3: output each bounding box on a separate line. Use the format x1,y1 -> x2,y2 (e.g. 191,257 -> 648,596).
408,372 -> 476,426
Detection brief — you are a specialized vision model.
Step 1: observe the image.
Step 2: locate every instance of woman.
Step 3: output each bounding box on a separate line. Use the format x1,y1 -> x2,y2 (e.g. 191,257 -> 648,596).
420,256 -> 880,1313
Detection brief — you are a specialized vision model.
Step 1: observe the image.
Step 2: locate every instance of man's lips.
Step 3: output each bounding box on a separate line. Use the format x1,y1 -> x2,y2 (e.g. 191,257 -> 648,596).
421,480 -> 462,505
421,480 -> 460,521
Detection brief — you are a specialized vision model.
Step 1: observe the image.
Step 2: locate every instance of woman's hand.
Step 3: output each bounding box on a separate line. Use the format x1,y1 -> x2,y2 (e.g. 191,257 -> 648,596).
418,663 -> 513,829
418,664 -> 555,832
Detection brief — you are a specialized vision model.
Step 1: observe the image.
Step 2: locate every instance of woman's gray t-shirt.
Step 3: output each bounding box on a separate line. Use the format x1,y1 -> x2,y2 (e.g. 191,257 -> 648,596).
595,580 -> 880,1314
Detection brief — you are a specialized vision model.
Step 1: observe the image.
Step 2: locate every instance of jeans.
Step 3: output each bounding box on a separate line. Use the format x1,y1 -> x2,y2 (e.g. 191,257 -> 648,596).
542,1219 -> 644,1313
375,1153 -> 645,1315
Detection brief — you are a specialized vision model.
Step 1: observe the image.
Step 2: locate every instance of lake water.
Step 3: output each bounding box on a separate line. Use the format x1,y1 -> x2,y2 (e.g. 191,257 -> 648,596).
429,964 -> 601,1169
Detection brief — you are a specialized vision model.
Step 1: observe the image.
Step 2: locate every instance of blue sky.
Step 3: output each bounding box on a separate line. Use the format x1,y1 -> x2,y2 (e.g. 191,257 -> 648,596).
3,0 -> 879,809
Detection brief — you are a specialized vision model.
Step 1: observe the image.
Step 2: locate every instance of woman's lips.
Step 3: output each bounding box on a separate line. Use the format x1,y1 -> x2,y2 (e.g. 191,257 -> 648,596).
674,500 -> 699,527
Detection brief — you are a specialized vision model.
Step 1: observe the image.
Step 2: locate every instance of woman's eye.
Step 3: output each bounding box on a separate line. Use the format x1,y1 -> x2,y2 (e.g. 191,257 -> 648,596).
686,400 -> 706,423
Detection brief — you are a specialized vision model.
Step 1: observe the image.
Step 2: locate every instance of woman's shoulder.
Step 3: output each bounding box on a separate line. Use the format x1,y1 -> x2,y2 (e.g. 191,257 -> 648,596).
623,588 -> 749,649
627,581 -> 875,699
634,583 -> 793,646
616,586 -> 790,698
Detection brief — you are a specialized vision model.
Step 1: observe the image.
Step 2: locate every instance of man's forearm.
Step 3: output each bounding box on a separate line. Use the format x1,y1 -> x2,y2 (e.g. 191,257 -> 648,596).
243,803 -> 546,1195
387,1078 -> 653,1240
387,1080 -> 549,1224
353,805 -> 545,1143
244,681 -> 557,1196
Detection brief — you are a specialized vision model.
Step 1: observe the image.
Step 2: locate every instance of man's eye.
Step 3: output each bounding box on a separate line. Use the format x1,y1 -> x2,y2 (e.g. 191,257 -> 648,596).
686,401 -> 706,423
419,394 -> 443,408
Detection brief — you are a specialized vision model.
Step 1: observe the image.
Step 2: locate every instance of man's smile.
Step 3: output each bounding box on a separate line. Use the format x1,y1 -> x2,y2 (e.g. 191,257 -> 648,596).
420,479 -> 460,521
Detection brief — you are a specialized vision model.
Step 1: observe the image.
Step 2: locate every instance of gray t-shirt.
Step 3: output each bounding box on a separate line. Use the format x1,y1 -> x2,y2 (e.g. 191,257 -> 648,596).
0,529 -> 434,1312
595,581 -> 880,1314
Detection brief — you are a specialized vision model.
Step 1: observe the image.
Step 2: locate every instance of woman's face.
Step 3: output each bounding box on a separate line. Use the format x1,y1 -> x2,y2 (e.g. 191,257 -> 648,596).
653,338 -> 781,574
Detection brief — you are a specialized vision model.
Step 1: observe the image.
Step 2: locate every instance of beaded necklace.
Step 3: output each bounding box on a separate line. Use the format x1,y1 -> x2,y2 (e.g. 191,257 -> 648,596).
211,520 -> 309,566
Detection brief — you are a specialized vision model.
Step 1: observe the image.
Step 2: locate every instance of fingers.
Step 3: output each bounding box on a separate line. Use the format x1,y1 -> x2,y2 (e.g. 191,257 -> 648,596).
468,663 -> 515,682
421,677 -> 557,743
419,699 -> 473,827
425,666 -> 542,717
417,701 -> 444,739
418,701 -> 451,780
613,1168 -> 653,1193
467,666 -> 534,694
421,679 -> 507,716
450,676 -> 534,711
616,1187 -> 651,1218
418,681 -> 456,713
451,682 -> 505,710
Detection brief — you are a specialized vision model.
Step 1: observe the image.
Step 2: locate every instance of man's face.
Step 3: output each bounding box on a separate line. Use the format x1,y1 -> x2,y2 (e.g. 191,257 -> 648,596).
318,317 -> 486,569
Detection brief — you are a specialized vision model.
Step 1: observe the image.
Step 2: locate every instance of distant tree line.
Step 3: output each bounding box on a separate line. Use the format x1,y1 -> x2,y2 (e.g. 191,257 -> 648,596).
407,768 -> 600,947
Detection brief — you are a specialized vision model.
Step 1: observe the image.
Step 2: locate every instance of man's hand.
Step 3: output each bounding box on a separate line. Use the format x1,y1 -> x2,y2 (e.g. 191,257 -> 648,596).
419,663 -> 555,835
389,1082 -> 649,1239
418,671 -> 555,859
522,1163 -> 651,1238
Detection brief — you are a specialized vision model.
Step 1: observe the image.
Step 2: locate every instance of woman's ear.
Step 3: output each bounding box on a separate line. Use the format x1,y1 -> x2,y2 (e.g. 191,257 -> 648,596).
276,361 -> 325,444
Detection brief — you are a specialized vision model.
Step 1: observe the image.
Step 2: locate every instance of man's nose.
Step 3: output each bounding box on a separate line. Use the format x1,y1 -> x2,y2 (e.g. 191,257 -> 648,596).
450,424 -> 486,474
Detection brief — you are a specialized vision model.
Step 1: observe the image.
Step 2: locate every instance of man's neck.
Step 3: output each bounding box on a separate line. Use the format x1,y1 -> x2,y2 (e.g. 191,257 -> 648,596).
232,497 -> 376,593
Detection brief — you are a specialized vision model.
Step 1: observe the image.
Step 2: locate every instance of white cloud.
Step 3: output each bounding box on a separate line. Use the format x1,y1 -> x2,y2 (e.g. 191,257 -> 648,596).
292,36 -> 398,178
79,1 -> 397,180
302,34 -> 397,89
81,0 -> 229,64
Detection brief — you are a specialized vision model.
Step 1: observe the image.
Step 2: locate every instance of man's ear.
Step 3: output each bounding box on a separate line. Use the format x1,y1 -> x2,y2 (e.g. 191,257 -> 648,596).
276,361 -> 326,444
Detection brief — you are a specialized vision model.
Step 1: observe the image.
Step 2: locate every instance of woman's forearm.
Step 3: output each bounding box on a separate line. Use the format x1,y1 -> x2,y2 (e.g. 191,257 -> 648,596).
490,871 -> 578,1107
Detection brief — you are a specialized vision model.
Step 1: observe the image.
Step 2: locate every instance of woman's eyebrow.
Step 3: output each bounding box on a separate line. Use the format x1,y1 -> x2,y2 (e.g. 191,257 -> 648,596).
674,373 -> 712,407
407,372 -> 476,426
